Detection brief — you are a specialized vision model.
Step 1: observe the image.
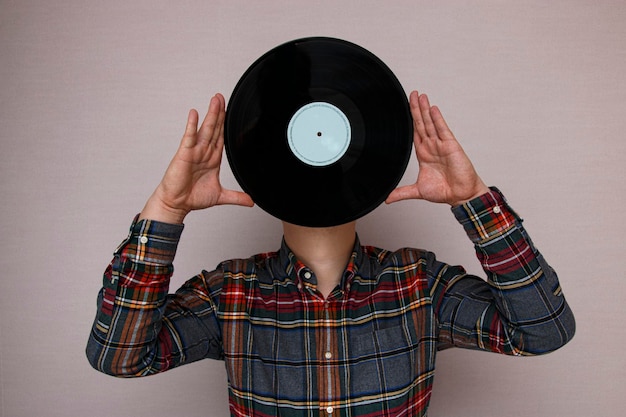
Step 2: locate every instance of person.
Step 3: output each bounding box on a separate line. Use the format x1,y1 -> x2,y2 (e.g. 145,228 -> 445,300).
86,91 -> 575,416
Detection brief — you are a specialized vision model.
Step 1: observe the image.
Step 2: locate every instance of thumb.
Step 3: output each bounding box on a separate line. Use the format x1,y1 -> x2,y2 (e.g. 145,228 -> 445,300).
216,189 -> 255,207
385,184 -> 422,204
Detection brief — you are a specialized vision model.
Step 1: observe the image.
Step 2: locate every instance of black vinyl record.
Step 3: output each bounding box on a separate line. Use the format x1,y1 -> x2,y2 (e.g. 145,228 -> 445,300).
225,37 -> 413,227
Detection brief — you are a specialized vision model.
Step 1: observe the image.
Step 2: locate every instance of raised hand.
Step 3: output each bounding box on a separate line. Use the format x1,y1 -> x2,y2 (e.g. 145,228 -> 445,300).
386,91 -> 489,207
140,93 -> 253,224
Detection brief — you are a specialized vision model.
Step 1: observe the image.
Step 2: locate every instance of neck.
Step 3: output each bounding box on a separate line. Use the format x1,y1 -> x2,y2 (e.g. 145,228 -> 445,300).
282,221 -> 357,298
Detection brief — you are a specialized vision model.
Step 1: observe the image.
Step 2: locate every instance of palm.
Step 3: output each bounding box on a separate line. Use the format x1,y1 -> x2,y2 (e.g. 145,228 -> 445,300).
141,94 -> 253,223
161,114 -> 227,211
387,91 -> 488,206
413,126 -> 481,204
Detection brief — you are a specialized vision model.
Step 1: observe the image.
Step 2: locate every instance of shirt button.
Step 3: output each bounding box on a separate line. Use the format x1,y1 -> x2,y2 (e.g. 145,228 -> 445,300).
303,271 -> 312,280
326,406 -> 334,414
324,351 -> 332,359
139,236 -> 148,244
493,205 -> 501,214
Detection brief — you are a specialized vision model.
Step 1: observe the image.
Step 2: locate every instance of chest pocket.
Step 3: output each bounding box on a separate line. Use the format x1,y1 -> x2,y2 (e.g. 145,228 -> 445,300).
348,324 -> 416,395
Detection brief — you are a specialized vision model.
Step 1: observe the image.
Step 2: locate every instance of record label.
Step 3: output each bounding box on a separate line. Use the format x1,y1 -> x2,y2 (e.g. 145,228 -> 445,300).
287,102 -> 351,167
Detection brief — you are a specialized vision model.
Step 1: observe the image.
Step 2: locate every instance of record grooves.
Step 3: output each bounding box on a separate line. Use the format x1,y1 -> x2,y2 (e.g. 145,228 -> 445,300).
225,37 -> 412,227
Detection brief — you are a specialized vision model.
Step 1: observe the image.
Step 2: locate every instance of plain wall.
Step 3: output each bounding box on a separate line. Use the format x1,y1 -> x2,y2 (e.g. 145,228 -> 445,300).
1,1 -> 624,416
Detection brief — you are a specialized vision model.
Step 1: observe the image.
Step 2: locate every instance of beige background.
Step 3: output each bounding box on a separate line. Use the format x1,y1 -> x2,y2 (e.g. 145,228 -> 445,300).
1,1 -> 624,416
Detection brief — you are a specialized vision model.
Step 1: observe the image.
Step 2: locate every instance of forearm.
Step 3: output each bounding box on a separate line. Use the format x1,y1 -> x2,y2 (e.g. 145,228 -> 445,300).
86,217 -> 185,376
448,188 -> 575,354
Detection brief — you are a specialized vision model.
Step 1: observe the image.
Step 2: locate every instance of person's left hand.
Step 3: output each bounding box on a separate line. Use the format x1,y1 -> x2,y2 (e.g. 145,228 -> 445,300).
386,91 -> 490,207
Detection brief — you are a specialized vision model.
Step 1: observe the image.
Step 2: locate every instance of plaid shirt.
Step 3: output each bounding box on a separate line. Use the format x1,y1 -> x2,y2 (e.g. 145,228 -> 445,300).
87,188 -> 575,416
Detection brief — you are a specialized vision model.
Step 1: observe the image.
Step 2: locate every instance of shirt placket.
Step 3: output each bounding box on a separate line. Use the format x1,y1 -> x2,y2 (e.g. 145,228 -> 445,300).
319,298 -> 334,416
320,288 -> 348,416
296,263 -> 349,416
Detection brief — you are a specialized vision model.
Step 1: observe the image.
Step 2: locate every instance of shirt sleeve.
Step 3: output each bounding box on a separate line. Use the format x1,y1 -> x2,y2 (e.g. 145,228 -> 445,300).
433,188 -> 575,355
86,216 -> 224,377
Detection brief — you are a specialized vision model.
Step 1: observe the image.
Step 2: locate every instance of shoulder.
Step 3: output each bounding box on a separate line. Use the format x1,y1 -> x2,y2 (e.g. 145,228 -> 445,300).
359,244 -> 459,284
212,250 -> 280,275
362,244 -> 433,268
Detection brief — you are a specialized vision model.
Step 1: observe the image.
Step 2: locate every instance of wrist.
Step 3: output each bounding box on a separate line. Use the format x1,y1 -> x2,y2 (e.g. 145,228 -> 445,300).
139,194 -> 188,224
449,183 -> 490,207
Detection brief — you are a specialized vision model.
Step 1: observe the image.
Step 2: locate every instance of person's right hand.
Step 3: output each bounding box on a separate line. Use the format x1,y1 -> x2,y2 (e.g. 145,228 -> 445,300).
139,93 -> 254,224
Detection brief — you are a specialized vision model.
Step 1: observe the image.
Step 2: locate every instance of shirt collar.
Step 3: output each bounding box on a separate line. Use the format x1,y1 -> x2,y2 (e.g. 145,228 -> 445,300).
279,234 -> 362,291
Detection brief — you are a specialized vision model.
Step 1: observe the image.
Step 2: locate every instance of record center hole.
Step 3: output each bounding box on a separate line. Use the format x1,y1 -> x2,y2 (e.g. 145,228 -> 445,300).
317,131 -> 322,137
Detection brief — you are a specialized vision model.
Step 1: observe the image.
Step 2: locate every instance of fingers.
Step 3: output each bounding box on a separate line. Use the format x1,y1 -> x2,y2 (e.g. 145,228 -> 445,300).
409,91 -> 454,142
198,94 -> 226,146
418,94 -> 439,140
215,94 -> 227,150
409,91 -> 435,139
179,93 -> 225,155
409,91 -> 426,144
429,105 -> 454,141
181,109 -> 200,148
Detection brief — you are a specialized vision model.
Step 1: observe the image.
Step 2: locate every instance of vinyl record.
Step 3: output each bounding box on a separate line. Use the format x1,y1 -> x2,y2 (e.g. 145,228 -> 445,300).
225,37 -> 413,227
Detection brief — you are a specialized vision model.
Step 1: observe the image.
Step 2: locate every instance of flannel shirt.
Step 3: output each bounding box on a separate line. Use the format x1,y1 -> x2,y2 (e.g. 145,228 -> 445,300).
87,188 -> 575,416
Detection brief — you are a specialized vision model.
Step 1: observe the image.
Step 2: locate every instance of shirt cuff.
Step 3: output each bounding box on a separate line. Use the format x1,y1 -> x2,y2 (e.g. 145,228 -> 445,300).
451,187 -> 521,244
114,215 -> 185,265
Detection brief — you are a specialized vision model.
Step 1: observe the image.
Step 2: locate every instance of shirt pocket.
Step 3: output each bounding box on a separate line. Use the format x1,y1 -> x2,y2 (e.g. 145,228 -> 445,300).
348,324 -> 415,395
